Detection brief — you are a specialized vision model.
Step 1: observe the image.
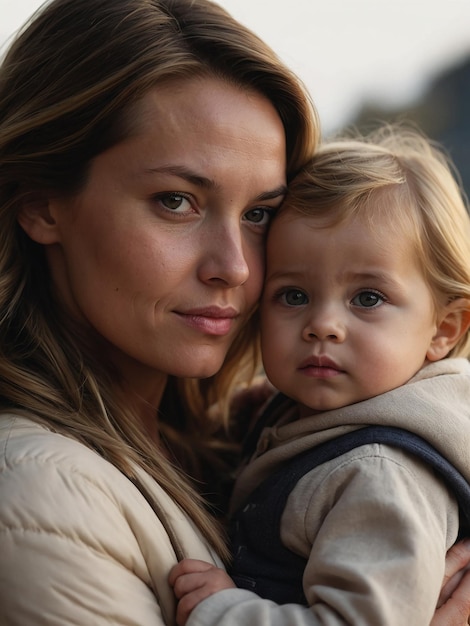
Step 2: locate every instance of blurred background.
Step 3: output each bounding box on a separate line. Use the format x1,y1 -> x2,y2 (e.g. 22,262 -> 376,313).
1,0 -> 469,194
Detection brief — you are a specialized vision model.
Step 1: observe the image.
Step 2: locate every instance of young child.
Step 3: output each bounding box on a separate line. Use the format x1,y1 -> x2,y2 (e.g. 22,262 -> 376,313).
169,126 -> 470,625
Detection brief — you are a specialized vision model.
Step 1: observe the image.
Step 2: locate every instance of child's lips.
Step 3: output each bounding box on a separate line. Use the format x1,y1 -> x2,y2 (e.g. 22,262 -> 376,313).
298,355 -> 344,378
299,354 -> 341,370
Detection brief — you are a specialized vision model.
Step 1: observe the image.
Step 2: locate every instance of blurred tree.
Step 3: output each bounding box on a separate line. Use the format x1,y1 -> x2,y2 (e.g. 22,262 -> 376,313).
348,54 -> 470,200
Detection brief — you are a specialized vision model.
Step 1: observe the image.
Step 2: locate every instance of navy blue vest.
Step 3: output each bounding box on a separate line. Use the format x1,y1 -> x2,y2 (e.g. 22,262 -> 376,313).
228,394 -> 470,606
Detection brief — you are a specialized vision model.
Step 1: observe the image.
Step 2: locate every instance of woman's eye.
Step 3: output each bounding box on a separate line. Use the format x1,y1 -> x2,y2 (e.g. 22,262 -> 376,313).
281,289 -> 309,306
244,207 -> 274,227
352,291 -> 385,308
157,193 -> 192,213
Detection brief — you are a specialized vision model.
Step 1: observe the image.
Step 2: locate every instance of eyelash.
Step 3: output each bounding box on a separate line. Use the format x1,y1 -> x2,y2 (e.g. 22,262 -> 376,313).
351,289 -> 387,308
152,192 -> 193,214
152,192 -> 278,229
243,207 -> 277,229
272,288 -> 388,309
275,288 -> 309,307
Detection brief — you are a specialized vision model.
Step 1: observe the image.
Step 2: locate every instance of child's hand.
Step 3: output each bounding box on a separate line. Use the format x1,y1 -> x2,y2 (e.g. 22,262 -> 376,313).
169,558 -> 236,626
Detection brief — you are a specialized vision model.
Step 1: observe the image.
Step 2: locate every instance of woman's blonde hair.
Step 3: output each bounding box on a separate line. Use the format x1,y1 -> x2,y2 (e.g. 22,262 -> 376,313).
282,124 -> 470,357
0,0 -> 319,557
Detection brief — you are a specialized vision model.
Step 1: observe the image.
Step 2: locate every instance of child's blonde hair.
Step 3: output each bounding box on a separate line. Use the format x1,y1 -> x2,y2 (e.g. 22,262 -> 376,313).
281,125 -> 470,357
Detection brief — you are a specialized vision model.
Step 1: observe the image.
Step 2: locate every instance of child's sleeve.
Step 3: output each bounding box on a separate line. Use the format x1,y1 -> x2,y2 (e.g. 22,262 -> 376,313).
186,444 -> 458,625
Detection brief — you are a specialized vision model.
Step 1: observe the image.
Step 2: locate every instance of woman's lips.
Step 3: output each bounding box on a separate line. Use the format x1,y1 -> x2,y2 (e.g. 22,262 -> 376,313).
176,306 -> 239,336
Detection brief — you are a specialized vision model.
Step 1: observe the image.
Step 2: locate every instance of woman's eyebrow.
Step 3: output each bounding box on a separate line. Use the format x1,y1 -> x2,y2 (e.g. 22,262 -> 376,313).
144,165 -> 215,189
145,166 -> 287,201
255,185 -> 288,202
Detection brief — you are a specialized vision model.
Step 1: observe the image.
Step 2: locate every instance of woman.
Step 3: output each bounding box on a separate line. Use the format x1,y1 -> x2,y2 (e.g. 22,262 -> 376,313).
0,0 -> 467,624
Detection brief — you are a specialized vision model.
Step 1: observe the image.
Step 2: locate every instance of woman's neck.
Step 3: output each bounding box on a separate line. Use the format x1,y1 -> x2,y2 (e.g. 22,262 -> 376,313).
118,371 -> 168,447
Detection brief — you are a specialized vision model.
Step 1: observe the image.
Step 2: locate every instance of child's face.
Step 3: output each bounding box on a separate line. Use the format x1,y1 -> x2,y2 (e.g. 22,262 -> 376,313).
261,211 -> 440,413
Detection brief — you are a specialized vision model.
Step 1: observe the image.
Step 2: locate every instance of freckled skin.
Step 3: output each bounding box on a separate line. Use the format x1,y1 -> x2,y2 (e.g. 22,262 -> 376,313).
42,76 -> 287,404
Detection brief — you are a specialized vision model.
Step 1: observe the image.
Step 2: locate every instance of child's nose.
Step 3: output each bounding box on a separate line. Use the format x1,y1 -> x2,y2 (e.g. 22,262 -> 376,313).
302,308 -> 346,342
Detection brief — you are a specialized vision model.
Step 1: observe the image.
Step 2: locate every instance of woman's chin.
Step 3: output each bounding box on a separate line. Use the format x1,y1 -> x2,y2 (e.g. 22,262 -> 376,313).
171,355 -> 226,380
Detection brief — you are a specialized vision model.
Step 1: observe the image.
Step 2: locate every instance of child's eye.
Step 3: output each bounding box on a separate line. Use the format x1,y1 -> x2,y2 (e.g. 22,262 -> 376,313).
281,289 -> 309,306
351,290 -> 385,308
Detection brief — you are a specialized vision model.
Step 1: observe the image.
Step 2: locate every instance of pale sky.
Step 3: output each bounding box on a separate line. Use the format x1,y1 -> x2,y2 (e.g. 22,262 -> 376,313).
1,0 -> 470,133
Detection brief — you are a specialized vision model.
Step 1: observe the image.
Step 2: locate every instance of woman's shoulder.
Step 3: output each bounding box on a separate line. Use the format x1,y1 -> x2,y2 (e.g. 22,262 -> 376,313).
0,414 -> 172,625
1,413 -> 102,462
0,413 -> 134,503
0,413 -> 137,531
0,413 -> 220,558
1,413 -> 118,472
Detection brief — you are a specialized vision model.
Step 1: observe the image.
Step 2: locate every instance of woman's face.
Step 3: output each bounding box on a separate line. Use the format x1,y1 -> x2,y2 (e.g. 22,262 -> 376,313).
33,76 -> 286,395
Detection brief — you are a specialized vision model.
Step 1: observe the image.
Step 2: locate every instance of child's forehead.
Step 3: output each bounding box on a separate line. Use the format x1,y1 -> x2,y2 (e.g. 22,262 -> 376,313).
272,210 -> 390,243
266,209 -> 426,293
273,206 -> 404,237
269,201 -> 422,271
275,184 -> 417,238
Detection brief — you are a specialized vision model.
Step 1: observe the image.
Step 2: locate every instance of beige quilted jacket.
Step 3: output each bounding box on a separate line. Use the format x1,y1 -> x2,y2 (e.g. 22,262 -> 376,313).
0,415 -> 222,625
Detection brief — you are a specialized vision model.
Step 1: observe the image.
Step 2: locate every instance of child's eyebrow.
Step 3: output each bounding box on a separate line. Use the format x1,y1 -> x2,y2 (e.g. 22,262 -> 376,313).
264,268 -> 406,288
342,269 -> 407,290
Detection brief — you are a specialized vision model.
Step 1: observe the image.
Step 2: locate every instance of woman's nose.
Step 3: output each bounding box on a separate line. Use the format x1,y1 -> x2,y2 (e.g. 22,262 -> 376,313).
198,224 -> 251,287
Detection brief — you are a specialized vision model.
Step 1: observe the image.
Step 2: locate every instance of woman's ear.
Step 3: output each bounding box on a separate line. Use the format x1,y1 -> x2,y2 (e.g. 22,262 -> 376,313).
427,298 -> 470,361
17,194 -> 61,244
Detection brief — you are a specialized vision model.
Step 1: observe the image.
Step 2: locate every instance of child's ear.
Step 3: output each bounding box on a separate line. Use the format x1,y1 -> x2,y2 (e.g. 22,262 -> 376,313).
17,193 -> 61,244
427,298 -> 470,361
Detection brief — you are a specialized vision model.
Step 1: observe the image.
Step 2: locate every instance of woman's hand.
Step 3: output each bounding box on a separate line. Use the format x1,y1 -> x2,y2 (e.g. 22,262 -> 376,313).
432,540 -> 470,625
